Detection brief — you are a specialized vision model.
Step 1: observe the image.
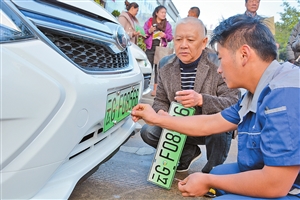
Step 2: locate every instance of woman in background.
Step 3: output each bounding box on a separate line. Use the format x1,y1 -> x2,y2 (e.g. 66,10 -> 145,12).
144,5 -> 173,96
118,0 -> 141,44
286,21 -> 300,66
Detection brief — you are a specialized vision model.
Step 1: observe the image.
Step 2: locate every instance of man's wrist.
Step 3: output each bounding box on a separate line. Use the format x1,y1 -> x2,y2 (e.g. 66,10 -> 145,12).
198,93 -> 203,107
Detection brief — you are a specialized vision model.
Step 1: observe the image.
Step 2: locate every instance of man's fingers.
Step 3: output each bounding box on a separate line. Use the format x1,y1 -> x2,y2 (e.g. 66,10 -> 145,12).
131,116 -> 141,122
131,109 -> 143,117
134,104 -> 145,110
181,192 -> 190,197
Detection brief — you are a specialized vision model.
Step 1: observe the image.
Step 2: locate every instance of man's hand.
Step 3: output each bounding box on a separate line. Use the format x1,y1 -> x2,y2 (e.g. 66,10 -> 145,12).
131,103 -> 158,125
175,90 -> 203,107
178,172 -> 210,197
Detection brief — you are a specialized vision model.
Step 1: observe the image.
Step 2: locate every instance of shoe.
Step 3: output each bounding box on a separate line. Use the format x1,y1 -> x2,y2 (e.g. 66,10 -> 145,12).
177,147 -> 201,172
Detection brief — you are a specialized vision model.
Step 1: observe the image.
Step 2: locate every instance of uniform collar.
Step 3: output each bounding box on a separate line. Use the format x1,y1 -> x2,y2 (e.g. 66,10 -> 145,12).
238,60 -> 281,123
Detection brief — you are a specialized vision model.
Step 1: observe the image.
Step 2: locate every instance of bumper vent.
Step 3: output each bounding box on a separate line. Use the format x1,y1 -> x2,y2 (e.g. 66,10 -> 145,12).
40,29 -> 129,72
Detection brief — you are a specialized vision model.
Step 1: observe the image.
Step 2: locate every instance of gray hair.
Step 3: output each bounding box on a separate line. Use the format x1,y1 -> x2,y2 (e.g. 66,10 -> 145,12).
176,17 -> 206,37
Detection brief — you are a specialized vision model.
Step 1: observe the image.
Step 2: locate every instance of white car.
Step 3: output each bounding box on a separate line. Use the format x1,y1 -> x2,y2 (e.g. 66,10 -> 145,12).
1,0 -> 143,199
130,43 -> 152,95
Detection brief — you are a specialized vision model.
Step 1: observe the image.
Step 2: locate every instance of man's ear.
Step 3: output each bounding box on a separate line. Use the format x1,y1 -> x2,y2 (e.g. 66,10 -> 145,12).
240,44 -> 251,66
201,37 -> 208,50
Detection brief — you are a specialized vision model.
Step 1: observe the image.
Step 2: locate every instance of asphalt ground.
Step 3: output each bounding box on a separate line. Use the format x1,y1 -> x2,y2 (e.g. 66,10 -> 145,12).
69,92 -> 238,200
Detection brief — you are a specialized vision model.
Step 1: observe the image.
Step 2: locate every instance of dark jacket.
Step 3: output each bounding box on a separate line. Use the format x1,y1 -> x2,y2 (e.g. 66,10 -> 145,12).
286,21 -> 300,64
153,49 -> 239,115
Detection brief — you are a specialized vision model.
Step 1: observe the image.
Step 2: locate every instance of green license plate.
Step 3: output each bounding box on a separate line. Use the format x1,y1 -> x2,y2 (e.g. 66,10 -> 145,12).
148,102 -> 195,189
104,84 -> 140,132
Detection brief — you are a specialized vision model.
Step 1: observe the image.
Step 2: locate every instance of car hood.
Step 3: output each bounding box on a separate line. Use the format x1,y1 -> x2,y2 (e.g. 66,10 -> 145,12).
11,0 -> 118,24
57,0 -> 118,23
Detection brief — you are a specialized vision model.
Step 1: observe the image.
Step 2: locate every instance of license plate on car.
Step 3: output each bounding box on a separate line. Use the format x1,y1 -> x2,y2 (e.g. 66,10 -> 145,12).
147,102 -> 195,189
103,84 -> 140,132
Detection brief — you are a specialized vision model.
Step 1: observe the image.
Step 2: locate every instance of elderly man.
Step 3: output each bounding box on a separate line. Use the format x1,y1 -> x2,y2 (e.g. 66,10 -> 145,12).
139,17 -> 239,173
132,15 -> 300,199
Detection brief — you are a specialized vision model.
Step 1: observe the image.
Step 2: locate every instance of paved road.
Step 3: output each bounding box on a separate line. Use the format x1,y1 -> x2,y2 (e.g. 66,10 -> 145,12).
69,93 -> 238,200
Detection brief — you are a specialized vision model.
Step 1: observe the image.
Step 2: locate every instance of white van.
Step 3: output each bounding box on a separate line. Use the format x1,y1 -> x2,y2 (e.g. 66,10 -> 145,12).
1,0 -> 144,199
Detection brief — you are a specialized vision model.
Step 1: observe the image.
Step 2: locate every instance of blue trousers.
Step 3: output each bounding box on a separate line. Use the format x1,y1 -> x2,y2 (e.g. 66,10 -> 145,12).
210,163 -> 299,199
140,124 -> 232,173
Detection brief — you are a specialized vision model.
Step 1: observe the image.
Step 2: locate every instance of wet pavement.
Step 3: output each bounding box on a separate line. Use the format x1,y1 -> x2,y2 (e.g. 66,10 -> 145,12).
69,92 -> 238,200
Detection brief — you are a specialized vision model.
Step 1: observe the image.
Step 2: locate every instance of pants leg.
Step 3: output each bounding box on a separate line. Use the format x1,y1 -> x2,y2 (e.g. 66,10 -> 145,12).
141,124 -> 203,167
141,124 -> 203,165
145,49 -> 155,68
140,124 -> 162,148
211,163 -> 298,199
202,131 -> 232,173
210,163 -> 241,196
215,194 -> 300,200
210,162 -> 240,175
179,136 -> 205,164
154,64 -> 158,84
145,50 -> 158,84
145,40 -> 160,84
141,125 -> 232,173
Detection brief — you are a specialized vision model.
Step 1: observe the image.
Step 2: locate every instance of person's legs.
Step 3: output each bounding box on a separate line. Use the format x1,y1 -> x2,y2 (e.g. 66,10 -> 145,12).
151,64 -> 158,96
145,49 -> 156,96
140,124 -> 162,148
145,49 -> 155,69
154,64 -> 158,84
146,40 -> 160,96
202,131 -> 232,173
176,136 -> 205,172
210,163 -> 241,196
211,164 -> 298,199
215,194 -> 300,200
210,162 -> 240,175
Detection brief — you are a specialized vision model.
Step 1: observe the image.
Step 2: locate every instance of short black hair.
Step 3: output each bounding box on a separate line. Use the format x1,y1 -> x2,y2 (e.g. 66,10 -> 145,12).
190,7 -> 200,17
210,14 -> 277,62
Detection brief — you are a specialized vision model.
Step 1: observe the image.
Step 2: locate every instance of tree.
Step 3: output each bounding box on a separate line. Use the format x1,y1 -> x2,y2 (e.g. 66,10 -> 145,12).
275,0 -> 300,61
111,10 -> 120,18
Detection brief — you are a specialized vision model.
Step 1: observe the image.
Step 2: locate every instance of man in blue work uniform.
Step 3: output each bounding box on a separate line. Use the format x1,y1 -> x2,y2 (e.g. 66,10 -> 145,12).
130,14 -> 300,199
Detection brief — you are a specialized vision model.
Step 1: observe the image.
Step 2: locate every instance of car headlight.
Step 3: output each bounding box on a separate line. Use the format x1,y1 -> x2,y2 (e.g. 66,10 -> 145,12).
0,1 -> 35,43
115,25 -> 131,49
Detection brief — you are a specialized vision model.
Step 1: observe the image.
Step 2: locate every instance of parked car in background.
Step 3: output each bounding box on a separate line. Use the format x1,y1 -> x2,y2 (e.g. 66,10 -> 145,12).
0,0 -> 143,199
130,43 -> 152,95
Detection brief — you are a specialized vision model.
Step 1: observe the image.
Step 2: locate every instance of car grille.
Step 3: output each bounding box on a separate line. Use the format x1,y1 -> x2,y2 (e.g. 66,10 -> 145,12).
40,28 -> 129,72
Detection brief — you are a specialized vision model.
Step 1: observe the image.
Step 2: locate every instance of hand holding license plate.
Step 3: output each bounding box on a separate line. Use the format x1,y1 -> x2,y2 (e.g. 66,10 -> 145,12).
147,101 -> 195,189
104,84 -> 140,132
